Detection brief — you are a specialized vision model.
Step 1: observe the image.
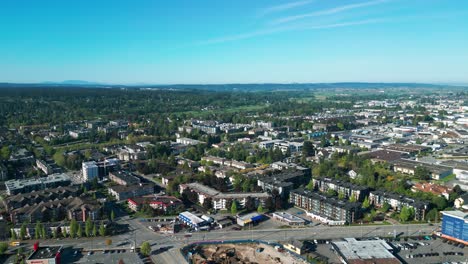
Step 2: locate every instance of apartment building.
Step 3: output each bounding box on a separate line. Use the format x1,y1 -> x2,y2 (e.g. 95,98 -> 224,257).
290,188 -> 362,225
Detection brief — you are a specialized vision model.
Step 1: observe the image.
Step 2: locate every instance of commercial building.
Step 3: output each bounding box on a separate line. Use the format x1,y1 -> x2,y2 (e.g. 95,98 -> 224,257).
290,188 -> 362,225
5,173 -> 71,195
332,238 -> 401,264
283,241 -> 306,255
26,245 -> 62,264
441,211 -> 468,245
178,211 -> 208,230
272,212 -> 306,226
95,158 -> 119,178
236,212 -> 263,227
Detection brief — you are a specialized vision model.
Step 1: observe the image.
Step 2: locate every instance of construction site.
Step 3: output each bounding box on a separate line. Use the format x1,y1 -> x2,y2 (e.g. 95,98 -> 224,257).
187,242 -> 308,264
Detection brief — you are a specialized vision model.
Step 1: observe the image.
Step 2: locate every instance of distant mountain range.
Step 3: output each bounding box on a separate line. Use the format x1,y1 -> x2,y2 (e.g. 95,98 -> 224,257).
0,81 -> 466,91
40,80 -> 104,85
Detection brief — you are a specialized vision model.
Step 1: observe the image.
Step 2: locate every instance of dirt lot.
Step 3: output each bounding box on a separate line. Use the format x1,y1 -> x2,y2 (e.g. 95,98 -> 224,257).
190,243 -> 308,264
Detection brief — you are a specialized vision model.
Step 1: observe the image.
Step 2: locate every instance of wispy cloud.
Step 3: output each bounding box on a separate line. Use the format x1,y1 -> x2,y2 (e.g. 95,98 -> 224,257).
197,18 -> 386,45
258,0 -> 315,17
272,0 -> 390,25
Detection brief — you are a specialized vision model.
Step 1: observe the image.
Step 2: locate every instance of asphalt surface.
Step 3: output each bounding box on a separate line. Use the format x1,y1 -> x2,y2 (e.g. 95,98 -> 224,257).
4,217 -> 439,264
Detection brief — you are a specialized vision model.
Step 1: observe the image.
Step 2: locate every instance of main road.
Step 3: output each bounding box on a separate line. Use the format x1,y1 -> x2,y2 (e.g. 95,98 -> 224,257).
11,219 -> 437,264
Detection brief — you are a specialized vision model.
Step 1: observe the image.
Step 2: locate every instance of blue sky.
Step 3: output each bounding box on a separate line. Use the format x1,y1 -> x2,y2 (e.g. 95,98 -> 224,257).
1,0 -> 467,84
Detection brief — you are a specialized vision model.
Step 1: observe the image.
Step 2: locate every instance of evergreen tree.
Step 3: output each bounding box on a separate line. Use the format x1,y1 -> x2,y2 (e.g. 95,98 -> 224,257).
11,229 -> 17,240
20,224 -> 27,240
77,224 -> 83,238
257,204 -> 264,214
231,201 -> 238,215
99,222 -> 106,236
70,219 -> 78,238
92,223 -> 97,237
35,222 -> 41,239
85,218 -> 92,237
362,196 -> 370,209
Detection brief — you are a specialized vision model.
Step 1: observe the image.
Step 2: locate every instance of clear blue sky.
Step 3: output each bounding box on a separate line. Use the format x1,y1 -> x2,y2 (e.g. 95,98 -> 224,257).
1,0 -> 467,84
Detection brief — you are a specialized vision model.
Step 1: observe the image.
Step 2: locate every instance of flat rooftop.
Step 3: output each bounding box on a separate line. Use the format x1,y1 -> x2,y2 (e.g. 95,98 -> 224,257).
332,239 -> 400,264
272,212 -> 305,223
441,210 -> 468,221
180,211 -> 205,225
28,246 -> 62,260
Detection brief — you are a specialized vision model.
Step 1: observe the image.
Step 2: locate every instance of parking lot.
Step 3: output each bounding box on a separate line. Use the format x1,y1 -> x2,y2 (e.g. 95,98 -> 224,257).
393,236 -> 467,264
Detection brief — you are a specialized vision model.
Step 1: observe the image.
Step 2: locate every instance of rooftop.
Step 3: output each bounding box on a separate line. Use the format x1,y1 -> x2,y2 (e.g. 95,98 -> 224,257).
28,246 -> 62,260
332,239 -> 400,264
291,188 -> 362,210
5,173 -> 70,191
180,211 -> 205,225
272,212 -> 305,223
441,210 -> 468,221
392,159 -> 452,174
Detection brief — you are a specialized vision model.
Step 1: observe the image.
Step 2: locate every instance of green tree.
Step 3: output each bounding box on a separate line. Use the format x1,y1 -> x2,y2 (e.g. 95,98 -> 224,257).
231,201 -> 238,215
432,196 -> 448,210
399,206 -> 414,222
41,225 -> 47,239
362,196 -> 370,209
257,204 -> 264,214
20,223 -> 27,240
414,166 -> 431,181
92,223 -> 97,237
35,222 -> 41,239
69,219 -> 78,238
140,241 -> 151,256
382,202 -> 391,213
327,189 -> 338,197
10,229 -> 17,240
338,191 -> 345,200
85,218 -> 93,237
0,242 -> 8,255
99,222 -> 106,236
77,224 -> 83,238
426,208 -> 439,222
110,210 -> 115,222
0,146 -> 10,160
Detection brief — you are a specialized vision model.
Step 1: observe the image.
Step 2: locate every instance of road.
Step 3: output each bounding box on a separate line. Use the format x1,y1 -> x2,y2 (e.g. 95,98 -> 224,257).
6,219 -> 438,264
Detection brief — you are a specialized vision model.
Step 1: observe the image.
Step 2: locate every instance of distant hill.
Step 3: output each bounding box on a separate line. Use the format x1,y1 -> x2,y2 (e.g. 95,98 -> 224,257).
0,82 -> 466,91
41,80 -> 103,86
